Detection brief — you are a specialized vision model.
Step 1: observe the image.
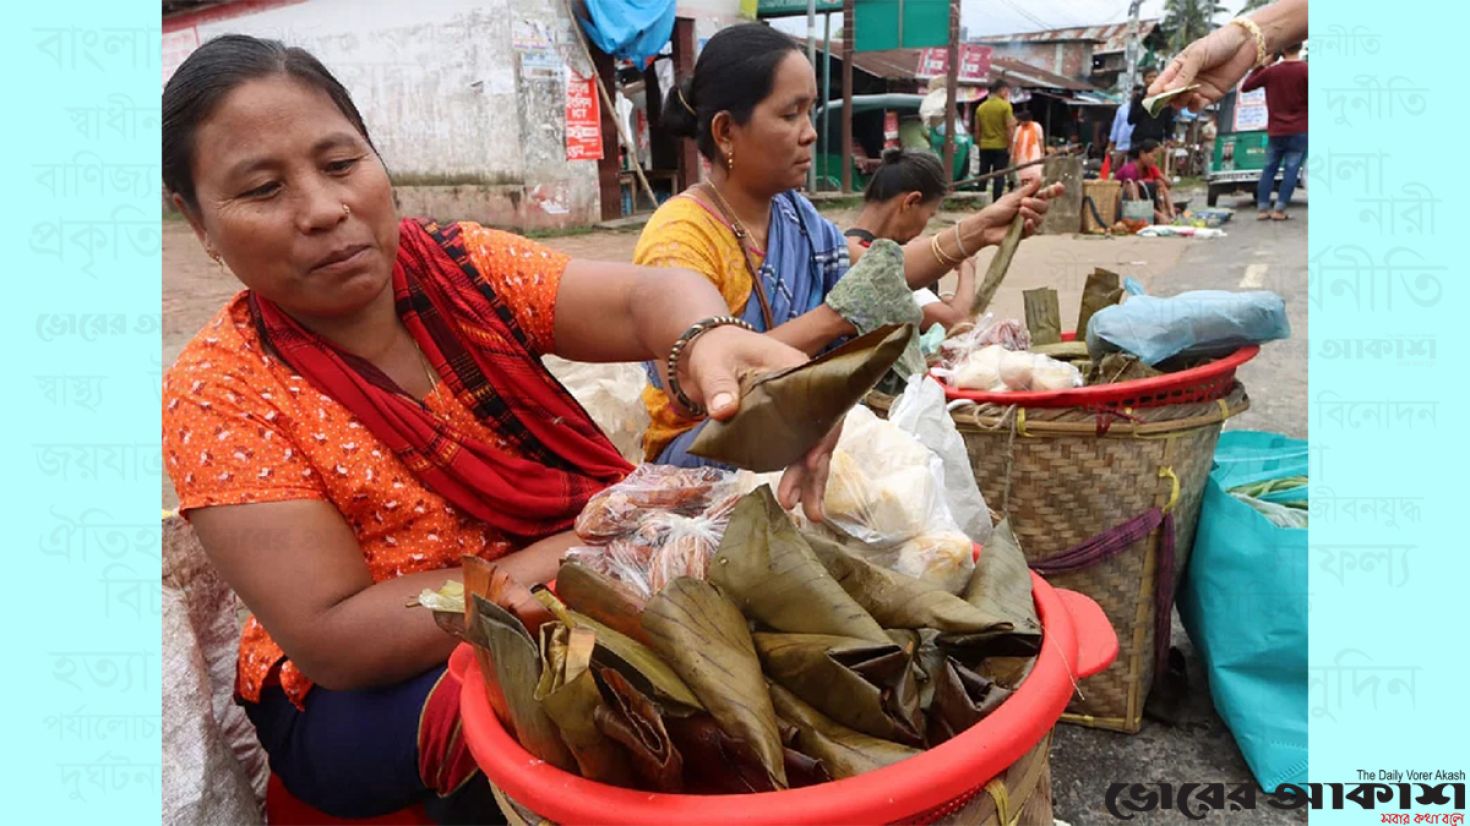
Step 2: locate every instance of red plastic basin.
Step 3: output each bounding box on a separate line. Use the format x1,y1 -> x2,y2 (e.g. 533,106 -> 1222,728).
453,573 -> 1117,825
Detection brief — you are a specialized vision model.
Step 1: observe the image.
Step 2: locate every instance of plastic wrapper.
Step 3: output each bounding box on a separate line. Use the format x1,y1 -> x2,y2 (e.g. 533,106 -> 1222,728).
567,465 -> 764,597
936,314 -> 1030,371
1085,289 -> 1290,365
819,406 -> 975,593
943,348 -> 1083,394
540,356 -> 650,464
1229,493 -> 1308,529
575,465 -> 733,543
885,376 -> 992,545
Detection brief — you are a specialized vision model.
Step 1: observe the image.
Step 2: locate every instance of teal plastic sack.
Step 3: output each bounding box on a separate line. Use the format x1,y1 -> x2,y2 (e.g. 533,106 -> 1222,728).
1177,431 -> 1307,791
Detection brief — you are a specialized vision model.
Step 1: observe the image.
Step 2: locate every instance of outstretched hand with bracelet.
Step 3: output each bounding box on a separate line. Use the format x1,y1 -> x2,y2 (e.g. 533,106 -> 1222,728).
656,319 -> 835,522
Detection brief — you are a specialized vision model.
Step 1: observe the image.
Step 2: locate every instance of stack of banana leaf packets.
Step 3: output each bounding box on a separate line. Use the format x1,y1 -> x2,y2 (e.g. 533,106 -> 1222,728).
427,486 -> 1043,794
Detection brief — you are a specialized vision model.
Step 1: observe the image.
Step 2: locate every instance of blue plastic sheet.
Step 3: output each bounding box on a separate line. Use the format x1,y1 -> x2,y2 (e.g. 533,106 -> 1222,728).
1084,290 -> 1290,365
1177,431 -> 1307,791
578,0 -> 676,64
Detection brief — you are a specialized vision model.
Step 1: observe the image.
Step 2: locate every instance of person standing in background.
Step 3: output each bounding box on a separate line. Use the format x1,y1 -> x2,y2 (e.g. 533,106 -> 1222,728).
974,79 -> 1016,204
1242,42 -> 1308,220
1012,110 -> 1045,185
1105,85 -> 1138,172
1128,68 -> 1175,146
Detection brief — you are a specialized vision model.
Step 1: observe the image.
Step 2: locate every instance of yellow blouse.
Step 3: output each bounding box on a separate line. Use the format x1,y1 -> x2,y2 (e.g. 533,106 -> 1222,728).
632,194 -> 763,461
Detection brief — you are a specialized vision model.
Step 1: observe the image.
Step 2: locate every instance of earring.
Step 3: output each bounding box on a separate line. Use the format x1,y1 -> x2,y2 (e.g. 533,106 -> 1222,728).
725,149 -> 735,171
341,203 -> 352,217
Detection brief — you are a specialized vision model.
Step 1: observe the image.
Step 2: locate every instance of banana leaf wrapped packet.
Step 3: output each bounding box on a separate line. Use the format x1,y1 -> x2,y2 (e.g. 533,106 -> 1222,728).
690,324 -> 913,472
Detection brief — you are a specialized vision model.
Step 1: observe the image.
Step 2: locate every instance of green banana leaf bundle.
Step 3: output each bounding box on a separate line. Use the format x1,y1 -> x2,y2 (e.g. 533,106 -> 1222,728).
446,488 -> 1047,795
689,324 -> 912,472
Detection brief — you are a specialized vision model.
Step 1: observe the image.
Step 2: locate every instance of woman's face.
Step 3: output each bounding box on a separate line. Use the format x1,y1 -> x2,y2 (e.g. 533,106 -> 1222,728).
890,195 -> 942,245
724,51 -> 818,195
178,75 -> 399,323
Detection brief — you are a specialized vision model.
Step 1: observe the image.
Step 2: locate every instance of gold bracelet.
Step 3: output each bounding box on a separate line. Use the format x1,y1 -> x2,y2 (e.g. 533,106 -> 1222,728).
1229,17 -> 1270,68
929,235 -> 959,268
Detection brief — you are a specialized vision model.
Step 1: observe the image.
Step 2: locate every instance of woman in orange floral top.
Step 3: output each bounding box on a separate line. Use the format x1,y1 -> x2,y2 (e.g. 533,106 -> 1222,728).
162,36 -> 834,821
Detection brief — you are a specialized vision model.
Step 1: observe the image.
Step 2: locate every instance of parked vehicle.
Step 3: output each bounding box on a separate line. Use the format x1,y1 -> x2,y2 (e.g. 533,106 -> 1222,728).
813,94 -> 973,191
1206,86 -> 1303,207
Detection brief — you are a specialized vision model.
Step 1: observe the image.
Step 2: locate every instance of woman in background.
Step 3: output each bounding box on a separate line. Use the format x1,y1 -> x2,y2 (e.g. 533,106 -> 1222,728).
845,148 -> 976,332
634,23 -> 1062,467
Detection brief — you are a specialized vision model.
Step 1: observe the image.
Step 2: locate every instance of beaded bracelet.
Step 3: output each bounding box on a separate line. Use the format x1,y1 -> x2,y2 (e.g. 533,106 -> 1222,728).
665,315 -> 756,417
1229,17 -> 1270,68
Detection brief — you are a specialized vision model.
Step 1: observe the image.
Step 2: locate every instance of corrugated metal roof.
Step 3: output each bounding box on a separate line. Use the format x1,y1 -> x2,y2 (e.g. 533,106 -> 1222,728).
975,19 -> 1161,54
845,47 -> 1097,92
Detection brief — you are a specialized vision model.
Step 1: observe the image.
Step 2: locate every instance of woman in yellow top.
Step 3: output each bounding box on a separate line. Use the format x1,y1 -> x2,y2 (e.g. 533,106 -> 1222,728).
635,24 -> 1062,466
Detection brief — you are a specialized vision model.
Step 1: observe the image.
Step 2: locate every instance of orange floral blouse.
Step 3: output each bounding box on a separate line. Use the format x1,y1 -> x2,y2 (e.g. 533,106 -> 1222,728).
163,223 -> 568,709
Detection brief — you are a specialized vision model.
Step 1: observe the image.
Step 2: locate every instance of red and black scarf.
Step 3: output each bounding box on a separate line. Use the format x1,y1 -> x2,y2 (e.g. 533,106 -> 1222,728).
251,218 -> 631,542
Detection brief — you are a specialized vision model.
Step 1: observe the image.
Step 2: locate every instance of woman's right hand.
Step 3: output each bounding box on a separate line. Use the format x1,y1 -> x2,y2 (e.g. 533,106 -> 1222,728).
1147,23 -> 1259,112
966,179 -> 1064,246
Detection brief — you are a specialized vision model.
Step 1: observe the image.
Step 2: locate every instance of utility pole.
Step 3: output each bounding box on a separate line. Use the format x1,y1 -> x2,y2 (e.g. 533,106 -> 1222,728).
841,0 -> 854,192
942,0 -> 959,180
806,0 -> 818,191
1121,0 -> 1145,97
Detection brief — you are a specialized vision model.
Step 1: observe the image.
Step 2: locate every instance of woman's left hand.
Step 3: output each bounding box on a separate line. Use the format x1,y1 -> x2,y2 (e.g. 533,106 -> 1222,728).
670,326 -> 835,521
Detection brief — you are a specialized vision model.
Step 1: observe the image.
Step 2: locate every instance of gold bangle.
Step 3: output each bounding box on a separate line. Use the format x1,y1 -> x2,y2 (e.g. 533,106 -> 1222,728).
1229,17 -> 1270,68
929,235 -> 959,268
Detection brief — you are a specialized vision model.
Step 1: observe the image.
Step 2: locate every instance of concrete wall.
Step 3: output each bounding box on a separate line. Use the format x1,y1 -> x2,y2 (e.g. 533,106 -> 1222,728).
165,0 -> 601,228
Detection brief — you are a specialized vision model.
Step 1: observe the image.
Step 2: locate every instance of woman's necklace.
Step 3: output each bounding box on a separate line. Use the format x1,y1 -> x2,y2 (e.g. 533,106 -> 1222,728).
410,341 -> 446,415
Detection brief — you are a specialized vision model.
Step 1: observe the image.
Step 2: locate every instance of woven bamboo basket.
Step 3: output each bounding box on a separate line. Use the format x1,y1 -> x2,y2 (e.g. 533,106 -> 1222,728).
490,731 -> 1055,826
870,385 -> 1248,733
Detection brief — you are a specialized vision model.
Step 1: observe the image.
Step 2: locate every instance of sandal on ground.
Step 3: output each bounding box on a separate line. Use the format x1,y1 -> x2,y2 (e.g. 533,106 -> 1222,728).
1269,211 -> 1290,221
1257,210 -> 1272,220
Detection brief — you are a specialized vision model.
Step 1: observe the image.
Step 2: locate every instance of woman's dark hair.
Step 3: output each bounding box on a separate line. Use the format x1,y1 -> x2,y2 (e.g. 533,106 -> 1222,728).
163,34 -> 375,211
1016,110 -> 1034,122
661,23 -> 802,161
1128,138 -> 1161,160
863,148 -> 948,204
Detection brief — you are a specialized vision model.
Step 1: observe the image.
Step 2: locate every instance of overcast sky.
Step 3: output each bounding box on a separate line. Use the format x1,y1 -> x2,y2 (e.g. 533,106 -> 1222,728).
770,0 -> 1251,40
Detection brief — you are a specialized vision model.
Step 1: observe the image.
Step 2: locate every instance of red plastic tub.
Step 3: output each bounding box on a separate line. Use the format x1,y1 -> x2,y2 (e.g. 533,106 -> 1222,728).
453,573 -> 1117,825
938,333 -> 1258,410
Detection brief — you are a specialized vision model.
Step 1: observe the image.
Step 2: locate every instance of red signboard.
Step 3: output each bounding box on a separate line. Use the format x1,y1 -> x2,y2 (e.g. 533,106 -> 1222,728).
884,111 -> 900,149
916,44 -> 993,84
565,73 -> 604,162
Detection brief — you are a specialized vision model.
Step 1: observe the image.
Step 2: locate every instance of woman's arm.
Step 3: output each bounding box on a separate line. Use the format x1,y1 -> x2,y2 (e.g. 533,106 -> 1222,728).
188,499 -> 579,691
767,305 -> 857,356
899,180 -> 1061,290
918,257 -> 978,331
551,258 -> 837,520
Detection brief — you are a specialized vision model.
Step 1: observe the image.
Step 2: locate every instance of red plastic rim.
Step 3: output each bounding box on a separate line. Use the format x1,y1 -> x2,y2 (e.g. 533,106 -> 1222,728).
455,574 -> 1117,826
939,339 -> 1258,410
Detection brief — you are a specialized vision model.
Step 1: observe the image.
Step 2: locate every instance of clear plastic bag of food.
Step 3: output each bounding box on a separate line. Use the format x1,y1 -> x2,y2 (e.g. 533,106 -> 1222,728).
938,313 -> 1031,372
564,539 -> 658,599
647,514 -> 724,594
575,464 -> 739,544
567,469 -> 753,596
820,405 -> 975,593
